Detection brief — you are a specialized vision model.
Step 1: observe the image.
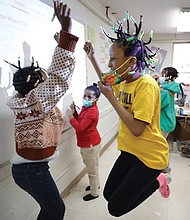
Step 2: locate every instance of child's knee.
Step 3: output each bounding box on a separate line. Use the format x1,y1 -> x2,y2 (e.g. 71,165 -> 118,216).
107,200 -> 130,217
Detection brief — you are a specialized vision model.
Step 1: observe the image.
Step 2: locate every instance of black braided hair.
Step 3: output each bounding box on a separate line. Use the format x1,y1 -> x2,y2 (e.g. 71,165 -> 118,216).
162,67 -> 179,81
4,58 -> 47,96
85,83 -> 101,98
101,11 -> 159,72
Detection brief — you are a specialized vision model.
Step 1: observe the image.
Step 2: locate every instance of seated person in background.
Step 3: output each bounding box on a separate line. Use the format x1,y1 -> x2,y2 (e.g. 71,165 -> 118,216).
67,83 -> 101,201
6,2 -> 78,219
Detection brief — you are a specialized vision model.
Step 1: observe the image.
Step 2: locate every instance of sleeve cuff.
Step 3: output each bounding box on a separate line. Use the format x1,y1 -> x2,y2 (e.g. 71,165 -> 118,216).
58,30 -> 79,52
70,118 -> 75,124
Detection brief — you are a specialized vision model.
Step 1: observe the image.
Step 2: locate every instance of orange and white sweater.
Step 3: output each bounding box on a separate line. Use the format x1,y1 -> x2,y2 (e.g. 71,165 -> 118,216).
7,31 -> 78,162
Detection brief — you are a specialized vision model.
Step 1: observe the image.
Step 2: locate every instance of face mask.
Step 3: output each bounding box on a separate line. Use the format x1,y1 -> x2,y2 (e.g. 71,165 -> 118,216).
82,99 -> 94,107
159,76 -> 165,84
101,57 -> 133,86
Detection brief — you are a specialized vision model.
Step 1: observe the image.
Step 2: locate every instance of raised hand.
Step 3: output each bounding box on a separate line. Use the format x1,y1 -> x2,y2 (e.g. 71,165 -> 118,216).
83,41 -> 95,60
66,109 -> 73,119
54,1 -> 72,33
70,101 -> 76,112
83,41 -> 103,81
97,81 -> 113,99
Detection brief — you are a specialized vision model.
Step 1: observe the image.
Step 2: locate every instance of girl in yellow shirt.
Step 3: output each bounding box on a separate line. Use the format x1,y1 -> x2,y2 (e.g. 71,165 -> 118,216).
84,12 -> 169,217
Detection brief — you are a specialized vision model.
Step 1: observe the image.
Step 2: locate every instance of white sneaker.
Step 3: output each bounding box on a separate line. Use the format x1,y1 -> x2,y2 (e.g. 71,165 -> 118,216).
166,175 -> 172,184
165,165 -> 172,173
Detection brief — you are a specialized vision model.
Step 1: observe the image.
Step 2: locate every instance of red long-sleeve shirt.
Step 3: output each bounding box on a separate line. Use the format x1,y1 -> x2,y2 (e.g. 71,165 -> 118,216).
70,104 -> 101,148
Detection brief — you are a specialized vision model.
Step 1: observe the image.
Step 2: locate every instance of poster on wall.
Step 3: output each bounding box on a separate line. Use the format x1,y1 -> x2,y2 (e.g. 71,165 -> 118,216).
87,25 -> 111,72
148,46 -> 167,75
87,25 -> 96,45
99,31 -> 111,72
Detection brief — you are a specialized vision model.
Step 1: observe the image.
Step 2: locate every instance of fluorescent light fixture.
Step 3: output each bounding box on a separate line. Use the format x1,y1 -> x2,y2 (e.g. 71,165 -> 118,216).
177,8 -> 190,32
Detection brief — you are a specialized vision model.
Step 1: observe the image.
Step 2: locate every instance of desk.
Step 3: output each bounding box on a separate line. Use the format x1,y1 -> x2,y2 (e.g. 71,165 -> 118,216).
171,115 -> 190,141
176,115 -> 190,119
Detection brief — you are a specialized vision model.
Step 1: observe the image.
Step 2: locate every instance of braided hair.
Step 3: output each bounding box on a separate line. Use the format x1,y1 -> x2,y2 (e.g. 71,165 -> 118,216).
4,58 -> 48,96
85,83 -> 101,98
101,11 -> 159,72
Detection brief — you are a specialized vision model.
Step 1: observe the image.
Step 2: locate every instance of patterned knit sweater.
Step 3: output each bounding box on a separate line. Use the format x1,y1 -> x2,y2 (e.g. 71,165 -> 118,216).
7,31 -> 78,160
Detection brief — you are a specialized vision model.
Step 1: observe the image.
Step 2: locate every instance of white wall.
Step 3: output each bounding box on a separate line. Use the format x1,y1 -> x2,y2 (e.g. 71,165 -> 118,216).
0,1 -> 118,220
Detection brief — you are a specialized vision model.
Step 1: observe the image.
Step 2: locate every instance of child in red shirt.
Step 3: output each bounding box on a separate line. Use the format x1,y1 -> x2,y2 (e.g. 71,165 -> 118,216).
68,83 -> 101,201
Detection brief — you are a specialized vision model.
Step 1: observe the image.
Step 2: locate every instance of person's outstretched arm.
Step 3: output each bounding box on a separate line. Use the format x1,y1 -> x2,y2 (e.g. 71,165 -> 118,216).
54,1 -> 78,52
83,41 -> 102,81
37,2 -> 79,112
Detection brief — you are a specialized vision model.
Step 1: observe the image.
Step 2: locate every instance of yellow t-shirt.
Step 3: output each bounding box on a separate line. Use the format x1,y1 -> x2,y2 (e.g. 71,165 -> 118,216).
113,74 -> 168,170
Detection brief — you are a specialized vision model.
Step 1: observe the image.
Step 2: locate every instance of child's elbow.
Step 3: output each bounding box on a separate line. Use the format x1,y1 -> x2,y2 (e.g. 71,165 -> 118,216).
131,128 -> 145,137
133,131 -> 142,137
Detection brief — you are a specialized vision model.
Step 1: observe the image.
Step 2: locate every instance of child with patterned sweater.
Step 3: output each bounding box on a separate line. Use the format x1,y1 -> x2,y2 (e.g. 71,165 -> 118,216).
7,2 -> 78,220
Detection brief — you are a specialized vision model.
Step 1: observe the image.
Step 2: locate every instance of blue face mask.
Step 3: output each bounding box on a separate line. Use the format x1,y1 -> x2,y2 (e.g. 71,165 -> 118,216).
159,76 -> 166,84
82,99 -> 94,107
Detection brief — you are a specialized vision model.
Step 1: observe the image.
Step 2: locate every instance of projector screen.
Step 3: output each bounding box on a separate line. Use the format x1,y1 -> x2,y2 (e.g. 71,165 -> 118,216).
0,0 -> 86,165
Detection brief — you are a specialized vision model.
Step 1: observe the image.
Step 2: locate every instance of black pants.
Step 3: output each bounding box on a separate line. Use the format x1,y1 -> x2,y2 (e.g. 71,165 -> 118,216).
103,151 -> 162,217
12,162 -> 65,220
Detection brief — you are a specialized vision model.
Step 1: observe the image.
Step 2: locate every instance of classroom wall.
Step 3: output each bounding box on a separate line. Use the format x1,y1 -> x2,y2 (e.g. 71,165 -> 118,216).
151,32 -> 190,70
151,33 -> 190,101
0,1 -> 118,220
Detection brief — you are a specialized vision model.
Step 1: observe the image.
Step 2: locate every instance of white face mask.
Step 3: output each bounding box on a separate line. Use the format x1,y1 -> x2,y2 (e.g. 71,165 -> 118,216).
159,76 -> 165,84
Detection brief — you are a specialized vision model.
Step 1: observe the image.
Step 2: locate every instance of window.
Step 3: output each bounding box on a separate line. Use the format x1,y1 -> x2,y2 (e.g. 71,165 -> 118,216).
173,43 -> 190,83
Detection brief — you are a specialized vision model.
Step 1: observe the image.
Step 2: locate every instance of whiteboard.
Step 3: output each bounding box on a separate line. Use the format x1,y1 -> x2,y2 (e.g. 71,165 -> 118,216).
0,0 -> 86,165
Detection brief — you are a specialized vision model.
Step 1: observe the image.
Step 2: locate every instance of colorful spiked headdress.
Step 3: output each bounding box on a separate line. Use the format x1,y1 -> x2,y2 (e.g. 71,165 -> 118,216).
101,11 -> 160,72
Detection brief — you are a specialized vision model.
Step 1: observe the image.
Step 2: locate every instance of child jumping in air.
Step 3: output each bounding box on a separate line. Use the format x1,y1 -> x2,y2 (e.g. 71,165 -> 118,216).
84,12 -> 170,217
7,2 -> 78,219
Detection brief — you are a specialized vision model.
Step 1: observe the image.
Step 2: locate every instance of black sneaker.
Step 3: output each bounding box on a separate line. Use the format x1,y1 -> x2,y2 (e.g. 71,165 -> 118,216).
85,186 -> 90,191
83,194 -> 99,201
85,186 -> 100,191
